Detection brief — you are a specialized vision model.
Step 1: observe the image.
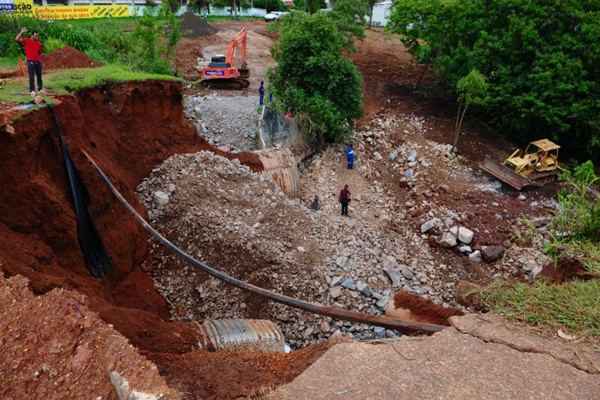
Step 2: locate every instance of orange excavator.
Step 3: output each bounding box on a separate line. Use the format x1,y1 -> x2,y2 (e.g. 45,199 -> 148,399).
199,27 -> 250,90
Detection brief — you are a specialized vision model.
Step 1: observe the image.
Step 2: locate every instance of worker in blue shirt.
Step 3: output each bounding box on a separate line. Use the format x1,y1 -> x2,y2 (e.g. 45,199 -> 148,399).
259,81 -> 265,105
345,144 -> 355,169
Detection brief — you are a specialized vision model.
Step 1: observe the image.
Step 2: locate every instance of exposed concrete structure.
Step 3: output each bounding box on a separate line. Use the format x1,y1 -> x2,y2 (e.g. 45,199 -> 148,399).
271,315 -> 600,400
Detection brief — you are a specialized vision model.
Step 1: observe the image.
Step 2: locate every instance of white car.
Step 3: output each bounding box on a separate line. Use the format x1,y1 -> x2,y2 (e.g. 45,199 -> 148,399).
264,11 -> 289,22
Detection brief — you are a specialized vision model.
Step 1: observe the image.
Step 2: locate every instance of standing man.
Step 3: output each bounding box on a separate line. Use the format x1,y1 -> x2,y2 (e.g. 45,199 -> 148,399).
345,144 -> 355,169
259,81 -> 265,106
15,27 -> 43,97
339,184 -> 351,216
309,194 -> 321,211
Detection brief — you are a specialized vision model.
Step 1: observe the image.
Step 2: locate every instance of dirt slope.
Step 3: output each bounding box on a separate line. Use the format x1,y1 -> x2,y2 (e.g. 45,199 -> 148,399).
0,81 -> 213,355
0,79 -> 329,399
0,274 -> 178,400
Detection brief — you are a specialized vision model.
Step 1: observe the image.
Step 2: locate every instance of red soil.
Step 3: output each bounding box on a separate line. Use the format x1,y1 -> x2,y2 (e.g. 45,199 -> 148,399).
0,80 -> 205,353
0,79 -> 320,398
148,342 -> 333,400
540,256 -> 597,283
0,274 -> 177,400
393,290 -> 464,326
41,46 -> 100,70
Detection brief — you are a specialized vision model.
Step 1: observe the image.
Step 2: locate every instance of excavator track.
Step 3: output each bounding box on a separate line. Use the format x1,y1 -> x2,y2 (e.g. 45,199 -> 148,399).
200,78 -> 250,90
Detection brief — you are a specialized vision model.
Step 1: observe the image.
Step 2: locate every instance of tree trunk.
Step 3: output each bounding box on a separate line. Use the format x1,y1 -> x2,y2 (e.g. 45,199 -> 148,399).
369,6 -> 373,27
452,103 -> 468,153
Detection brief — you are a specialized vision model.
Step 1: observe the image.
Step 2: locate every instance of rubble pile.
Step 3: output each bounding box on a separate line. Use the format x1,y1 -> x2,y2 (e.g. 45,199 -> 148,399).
184,95 -> 259,151
138,110 -> 557,348
138,151 -> 461,347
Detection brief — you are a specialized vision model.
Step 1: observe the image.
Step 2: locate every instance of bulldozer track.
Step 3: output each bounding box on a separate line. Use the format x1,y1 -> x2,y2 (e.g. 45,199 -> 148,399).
83,150 -> 445,335
200,78 -> 250,90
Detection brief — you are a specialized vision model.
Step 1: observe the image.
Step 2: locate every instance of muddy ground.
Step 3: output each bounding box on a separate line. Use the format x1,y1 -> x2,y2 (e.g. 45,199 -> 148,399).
0,21 -> 572,400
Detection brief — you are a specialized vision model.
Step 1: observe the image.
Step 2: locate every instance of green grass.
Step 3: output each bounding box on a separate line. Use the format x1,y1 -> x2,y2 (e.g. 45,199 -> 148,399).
558,240 -> 600,274
0,65 -> 178,104
483,280 -> 600,336
0,56 -> 19,70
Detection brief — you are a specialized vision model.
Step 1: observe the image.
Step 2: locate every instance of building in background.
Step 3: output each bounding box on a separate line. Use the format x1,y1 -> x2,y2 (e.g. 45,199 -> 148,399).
369,0 -> 392,27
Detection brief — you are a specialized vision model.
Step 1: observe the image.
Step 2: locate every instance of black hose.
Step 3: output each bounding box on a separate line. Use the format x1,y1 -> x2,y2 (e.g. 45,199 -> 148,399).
82,149 -> 445,334
51,107 -> 111,278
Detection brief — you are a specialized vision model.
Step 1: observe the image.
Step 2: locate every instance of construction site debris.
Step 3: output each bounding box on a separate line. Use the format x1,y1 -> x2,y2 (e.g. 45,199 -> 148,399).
184,94 -> 259,150
42,46 -> 99,70
138,151 -> 447,347
181,11 -> 218,38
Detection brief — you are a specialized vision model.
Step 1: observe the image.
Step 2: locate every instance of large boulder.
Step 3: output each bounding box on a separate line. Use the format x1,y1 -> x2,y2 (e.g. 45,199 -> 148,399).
450,226 -> 474,245
420,218 -> 441,234
481,245 -> 505,262
439,232 -> 458,248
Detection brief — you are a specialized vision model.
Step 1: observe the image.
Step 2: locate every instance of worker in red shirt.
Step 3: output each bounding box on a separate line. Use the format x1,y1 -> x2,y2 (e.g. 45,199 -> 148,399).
339,184 -> 351,216
15,27 -> 44,97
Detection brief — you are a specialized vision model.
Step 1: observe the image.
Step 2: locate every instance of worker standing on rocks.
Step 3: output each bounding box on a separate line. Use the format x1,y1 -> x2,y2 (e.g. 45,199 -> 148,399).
309,195 -> 321,211
345,144 -> 355,169
339,185 -> 351,216
259,81 -> 265,106
15,27 -> 44,97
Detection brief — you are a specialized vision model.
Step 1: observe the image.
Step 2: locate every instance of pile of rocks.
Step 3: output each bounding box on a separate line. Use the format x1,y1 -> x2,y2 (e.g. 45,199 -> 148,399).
138,151 -> 462,347
184,94 -> 260,151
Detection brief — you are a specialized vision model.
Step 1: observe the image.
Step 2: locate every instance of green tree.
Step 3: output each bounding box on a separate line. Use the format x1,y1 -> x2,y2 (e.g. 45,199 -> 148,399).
254,0 -> 286,11
329,0 -> 368,47
366,0 -> 376,26
388,0 -> 600,159
160,3 -> 182,60
268,12 -> 363,143
305,0 -> 324,13
453,69 -> 488,151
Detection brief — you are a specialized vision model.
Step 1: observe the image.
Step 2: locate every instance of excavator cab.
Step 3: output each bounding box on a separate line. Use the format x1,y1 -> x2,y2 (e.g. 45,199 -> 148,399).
200,28 -> 250,89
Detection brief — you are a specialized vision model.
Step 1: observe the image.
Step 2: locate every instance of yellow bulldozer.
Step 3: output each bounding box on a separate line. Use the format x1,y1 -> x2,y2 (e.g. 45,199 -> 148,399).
480,138 -> 561,190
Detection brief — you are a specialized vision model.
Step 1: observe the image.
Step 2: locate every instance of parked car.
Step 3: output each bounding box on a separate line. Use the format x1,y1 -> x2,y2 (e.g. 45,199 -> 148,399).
264,11 -> 289,22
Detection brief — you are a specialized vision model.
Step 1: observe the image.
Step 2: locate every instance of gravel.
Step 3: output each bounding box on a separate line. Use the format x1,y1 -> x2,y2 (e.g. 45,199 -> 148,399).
184,94 -> 260,151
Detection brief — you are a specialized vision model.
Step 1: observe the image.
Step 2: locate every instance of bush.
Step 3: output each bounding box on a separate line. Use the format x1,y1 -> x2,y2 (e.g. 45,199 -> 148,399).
268,12 -> 362,143
551,161 -> 600,242
0,15 -> 179,75
128,15 -> 171,74
44,37 -> 66,54
546,161 -> 600,273
388,0 -> 600,159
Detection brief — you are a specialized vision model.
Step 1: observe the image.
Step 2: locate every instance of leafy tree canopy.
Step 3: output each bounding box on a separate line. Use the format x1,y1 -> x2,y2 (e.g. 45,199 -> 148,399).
330,0 -> 368,47
388,0 -> 600,158
268,12 -> 363,143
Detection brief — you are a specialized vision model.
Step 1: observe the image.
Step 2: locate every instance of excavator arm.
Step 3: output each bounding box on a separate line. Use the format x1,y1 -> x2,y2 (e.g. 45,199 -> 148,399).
226,27 -> 247,67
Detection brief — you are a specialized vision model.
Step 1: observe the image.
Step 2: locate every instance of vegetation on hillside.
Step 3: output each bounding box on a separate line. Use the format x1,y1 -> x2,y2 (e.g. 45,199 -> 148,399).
0,65 -> 178,104
0,8 -> 180,74
547,161 -> 600,273
268,12 -> 363,143
484,161 -> 600,336
329,0 -> 369,48
388,0 -> 600,159
483,280 -> 600,336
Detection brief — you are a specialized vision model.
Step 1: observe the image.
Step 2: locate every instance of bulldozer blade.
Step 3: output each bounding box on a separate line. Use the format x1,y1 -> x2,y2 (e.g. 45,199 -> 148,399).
479,157 -> 532,191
